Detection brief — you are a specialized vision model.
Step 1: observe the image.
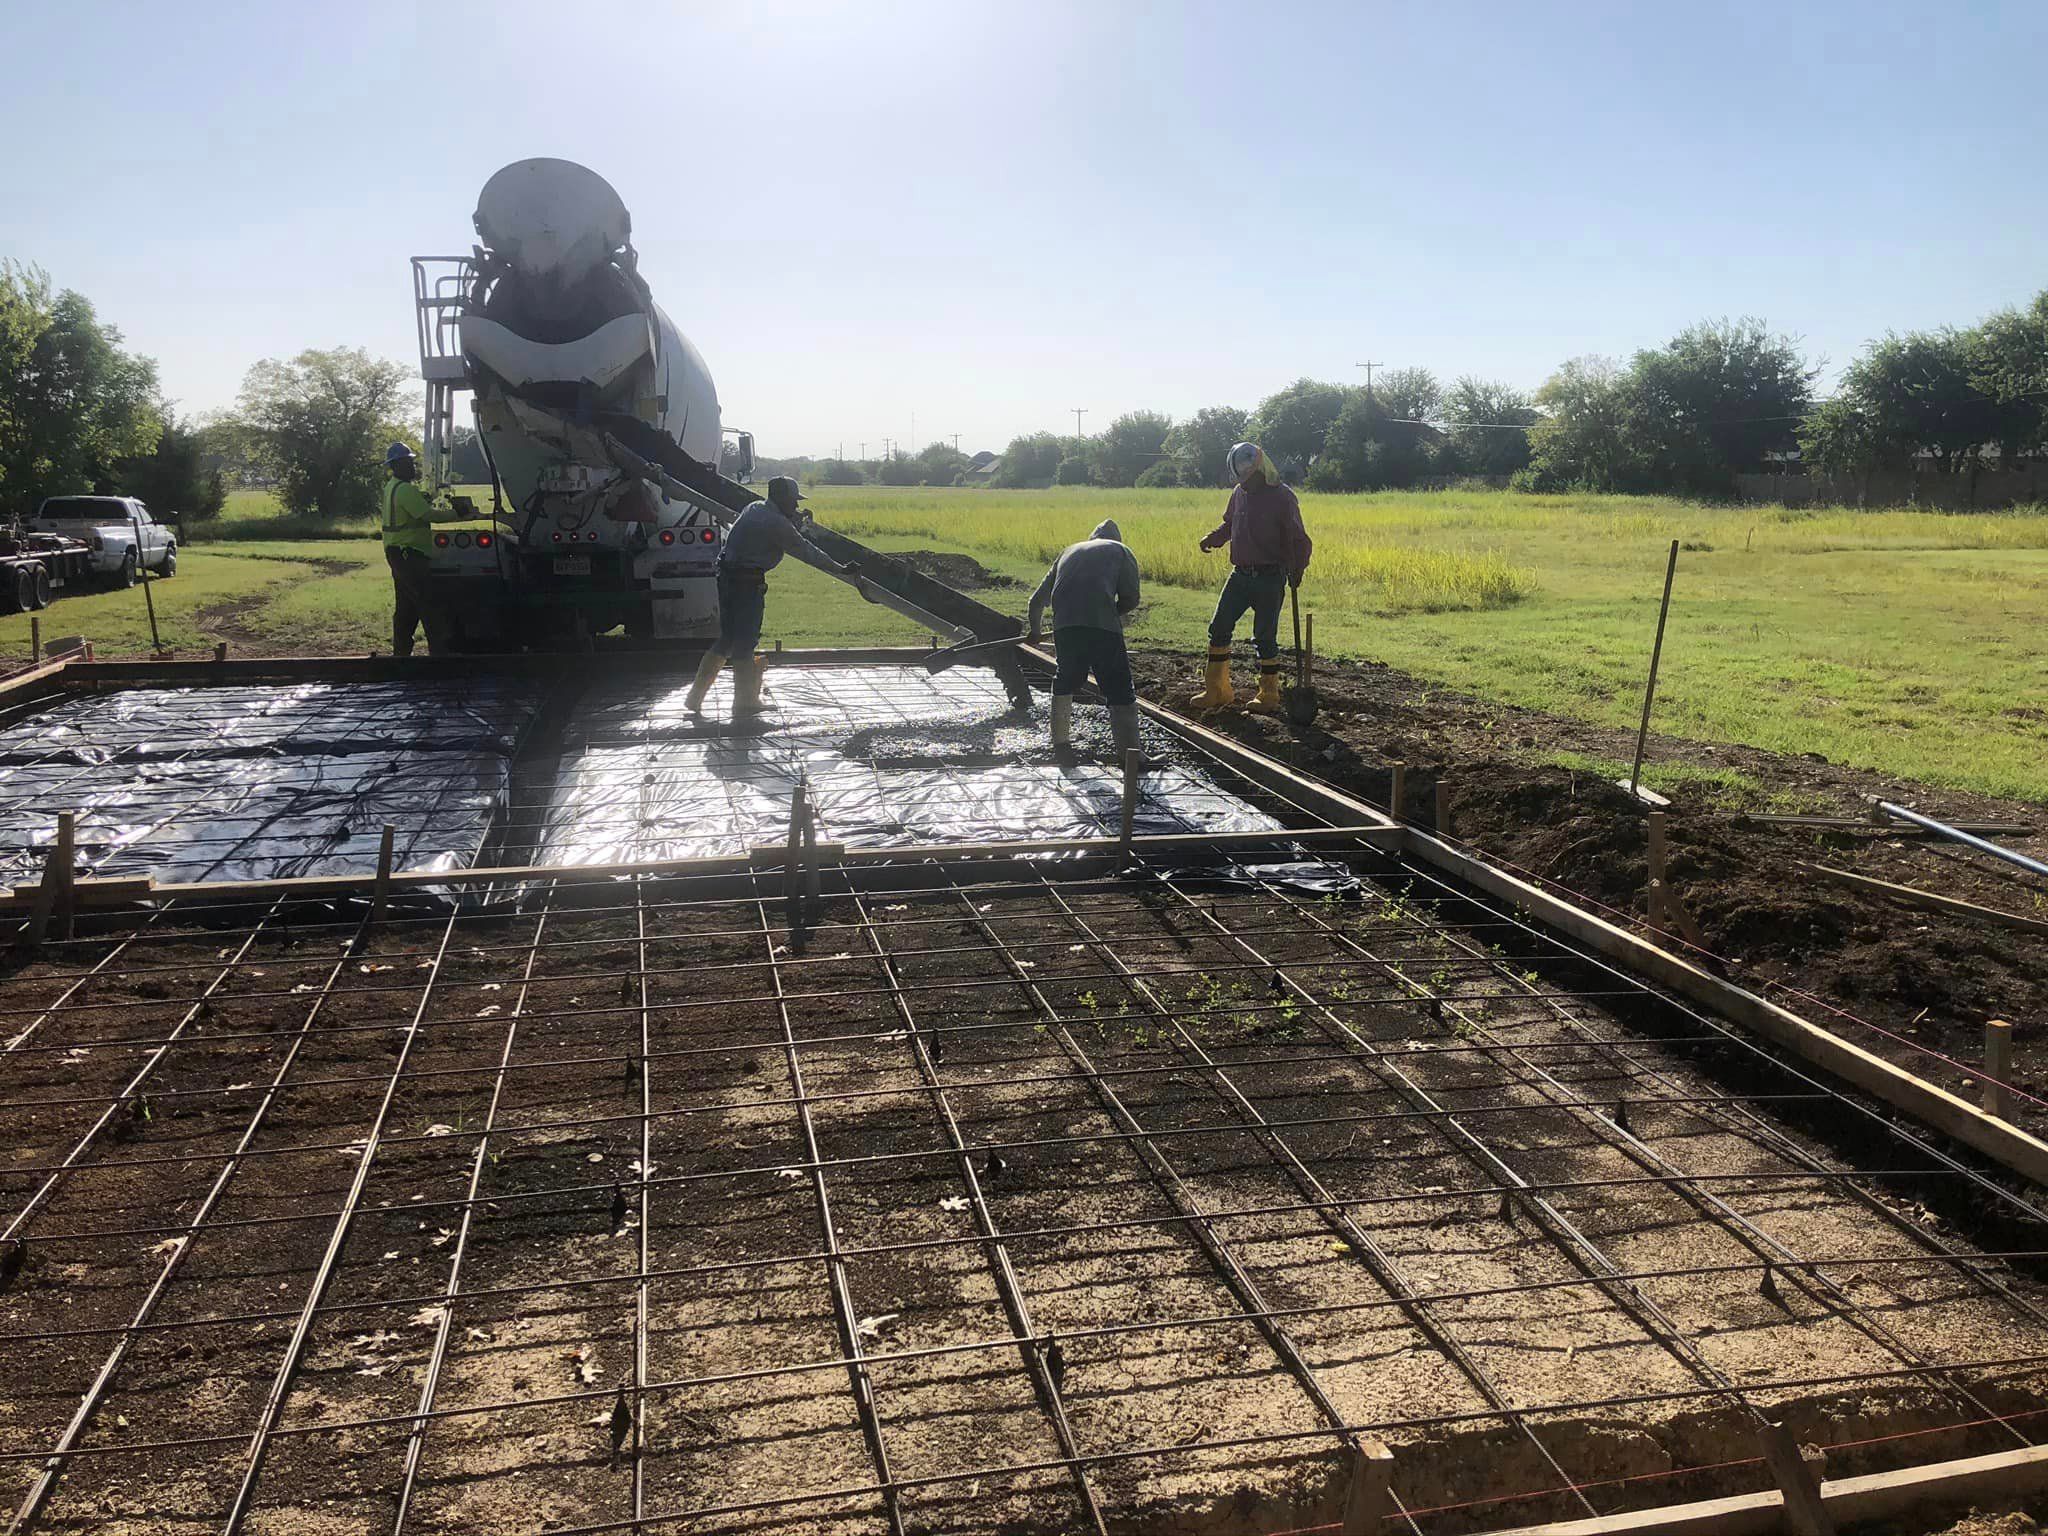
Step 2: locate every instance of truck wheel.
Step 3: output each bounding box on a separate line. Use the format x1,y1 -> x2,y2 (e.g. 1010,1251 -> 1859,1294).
160,544 -> 177,577
10,567 -> 32,613
0,567 -> 21,615
118,550 -> 137,588
29,568 -> 51,610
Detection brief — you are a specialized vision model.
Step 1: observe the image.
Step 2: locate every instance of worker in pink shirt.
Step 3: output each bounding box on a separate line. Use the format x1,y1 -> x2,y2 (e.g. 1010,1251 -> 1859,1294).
1189,442 -> 1313,712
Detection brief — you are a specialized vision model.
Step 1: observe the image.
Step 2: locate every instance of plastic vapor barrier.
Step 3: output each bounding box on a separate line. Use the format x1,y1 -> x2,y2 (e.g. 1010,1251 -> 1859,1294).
534,665 -> 1345,886
0,680 -> 543,886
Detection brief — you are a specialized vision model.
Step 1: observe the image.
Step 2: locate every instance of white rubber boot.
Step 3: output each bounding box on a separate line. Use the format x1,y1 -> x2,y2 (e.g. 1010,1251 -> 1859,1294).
1051,694 -> 1073,752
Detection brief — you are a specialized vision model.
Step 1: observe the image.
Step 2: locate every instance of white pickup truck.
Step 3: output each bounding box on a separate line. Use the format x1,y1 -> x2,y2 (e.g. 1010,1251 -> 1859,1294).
29,496 -> 177,585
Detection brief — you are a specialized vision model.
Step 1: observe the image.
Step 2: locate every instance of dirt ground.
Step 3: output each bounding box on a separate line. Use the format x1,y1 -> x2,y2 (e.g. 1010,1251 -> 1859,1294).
1133,648 -> 2048,1149
6,864 -> 2048,1536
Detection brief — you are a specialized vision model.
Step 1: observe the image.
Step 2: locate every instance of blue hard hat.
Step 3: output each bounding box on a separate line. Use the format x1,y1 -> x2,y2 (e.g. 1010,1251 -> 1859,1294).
385,442 -> 416,465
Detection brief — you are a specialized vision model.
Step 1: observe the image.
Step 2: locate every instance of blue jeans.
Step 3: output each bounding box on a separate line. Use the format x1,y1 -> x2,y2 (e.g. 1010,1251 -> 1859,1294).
716,568 -> 766,656
1209,565 -> 1286,659
1051,626 -> 1135,705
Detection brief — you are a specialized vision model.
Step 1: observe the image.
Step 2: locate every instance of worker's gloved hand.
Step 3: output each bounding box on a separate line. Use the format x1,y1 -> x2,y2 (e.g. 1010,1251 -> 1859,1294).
1026,627 -> 1044,646
1198,537 -> 1218,553
1290,573 -> 1302,590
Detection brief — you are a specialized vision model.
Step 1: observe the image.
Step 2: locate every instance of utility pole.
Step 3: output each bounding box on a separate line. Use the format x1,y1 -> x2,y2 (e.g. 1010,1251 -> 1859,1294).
1071,408 -> 1088,437
1356,361 -> 1384,402
949,433 -> 961,453
858,441 -> 866,461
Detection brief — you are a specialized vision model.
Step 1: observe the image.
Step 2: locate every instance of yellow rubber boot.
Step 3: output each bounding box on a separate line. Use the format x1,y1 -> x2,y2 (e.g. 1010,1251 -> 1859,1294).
684,650 -> 725,714
1188,646 -> 1235,710
1244,659 -> 1283,715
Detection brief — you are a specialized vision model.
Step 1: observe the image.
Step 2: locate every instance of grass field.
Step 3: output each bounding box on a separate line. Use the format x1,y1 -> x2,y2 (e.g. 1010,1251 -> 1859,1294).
7,484 -> 2045,802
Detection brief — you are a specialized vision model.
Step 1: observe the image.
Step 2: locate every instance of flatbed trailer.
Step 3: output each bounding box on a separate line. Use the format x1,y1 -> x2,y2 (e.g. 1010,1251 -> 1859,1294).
0,529 -> 95,613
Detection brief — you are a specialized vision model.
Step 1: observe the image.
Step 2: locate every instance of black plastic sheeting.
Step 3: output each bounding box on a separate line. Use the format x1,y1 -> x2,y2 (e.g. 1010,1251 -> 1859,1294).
0,681 -> 544,886
534,666 -> 1350,887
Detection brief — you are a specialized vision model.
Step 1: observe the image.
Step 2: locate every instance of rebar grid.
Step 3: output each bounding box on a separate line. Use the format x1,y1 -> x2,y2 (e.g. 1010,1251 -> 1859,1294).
5,855 -> 2048,1536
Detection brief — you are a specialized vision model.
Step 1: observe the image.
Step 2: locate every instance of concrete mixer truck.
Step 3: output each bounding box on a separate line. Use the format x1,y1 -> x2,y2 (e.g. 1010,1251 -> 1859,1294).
410,157 -> 1026,689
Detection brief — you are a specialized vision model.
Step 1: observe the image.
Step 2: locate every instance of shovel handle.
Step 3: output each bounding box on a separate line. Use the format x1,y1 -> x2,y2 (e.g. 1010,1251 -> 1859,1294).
1289,584 -> 1305,685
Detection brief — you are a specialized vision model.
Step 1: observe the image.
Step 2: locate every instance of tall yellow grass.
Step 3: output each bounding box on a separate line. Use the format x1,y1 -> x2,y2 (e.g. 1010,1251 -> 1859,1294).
824,487 -> 1535,613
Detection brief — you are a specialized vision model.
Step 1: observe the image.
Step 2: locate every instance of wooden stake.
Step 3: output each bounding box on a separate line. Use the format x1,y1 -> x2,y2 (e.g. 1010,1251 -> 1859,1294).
1305,612 -> 1315,681
366,825 -> 395,936
30,616 -> 39,663
1985,1020 -> 2014,1119
1435,778 -> 1451,839
1389,761 -> 1406,821
16,825 -> 69,954
52,812 -> 75,943
1758,1420 -> 1834,1536
213,642 -> 228,662
1646,810 -> 1669,926
1118,749 -> 1143,853
784,777 -> 810,940
1339,1437 -> 1396,1535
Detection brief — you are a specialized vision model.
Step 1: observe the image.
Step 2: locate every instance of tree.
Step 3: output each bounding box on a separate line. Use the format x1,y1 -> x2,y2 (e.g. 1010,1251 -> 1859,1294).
1054,456 -> 1093,486
448,425 -> 491,483
0,261 -> 162,518
1973,291 -> 2048,414
1092,410 -> 1172,487
1369,367 -> 1442,426
1626,318 -> 1816,494
1439,377 -> 1536,477
113,412 -> 226,522
1135,459 -> 1184,488
1830,330 -> 2006,474
1796,396 -> 1889,478
1525,357 -> 1647,492
992,431 -> 1063,488
1313,391 -> 1436,491
915,440 -> 969,485
1161,405 -> 1248,487
875,449 -> 922,486
1247,378 -> 1347,478
235,348 -> 415,520
817,457 -> 865,485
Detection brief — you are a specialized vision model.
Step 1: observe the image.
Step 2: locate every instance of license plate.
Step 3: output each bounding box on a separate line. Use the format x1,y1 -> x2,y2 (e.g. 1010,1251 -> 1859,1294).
552,555 -> 591,576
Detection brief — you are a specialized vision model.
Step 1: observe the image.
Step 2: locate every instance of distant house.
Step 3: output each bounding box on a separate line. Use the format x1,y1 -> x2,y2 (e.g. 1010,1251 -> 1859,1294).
966,452 -> 1001,482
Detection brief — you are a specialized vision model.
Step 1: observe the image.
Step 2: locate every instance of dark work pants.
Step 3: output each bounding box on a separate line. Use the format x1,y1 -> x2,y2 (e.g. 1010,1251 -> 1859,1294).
715,567 -> 768,656
1207,564 -> 1287,659
387,547 -> 446,657
1051,625 -> 1136,705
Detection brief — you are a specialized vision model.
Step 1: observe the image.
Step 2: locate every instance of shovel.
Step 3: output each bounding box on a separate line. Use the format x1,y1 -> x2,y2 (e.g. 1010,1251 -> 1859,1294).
1284,584 -> 1318,727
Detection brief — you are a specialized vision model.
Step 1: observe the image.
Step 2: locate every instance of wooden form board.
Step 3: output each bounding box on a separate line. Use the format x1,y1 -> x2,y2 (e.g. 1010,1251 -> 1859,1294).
1489,1441 -> 2048,1536
1396,822 -> 2048,1187
2,824 -> 1403,913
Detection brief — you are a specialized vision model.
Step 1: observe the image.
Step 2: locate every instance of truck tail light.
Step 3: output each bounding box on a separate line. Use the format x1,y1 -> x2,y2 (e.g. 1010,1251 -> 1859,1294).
700,529 -> 716,544
659,529 -> 675,545
434,533 -> 450,548
551,532 -> 562,544
454,531 -> 472,548
476,532 -> 493,548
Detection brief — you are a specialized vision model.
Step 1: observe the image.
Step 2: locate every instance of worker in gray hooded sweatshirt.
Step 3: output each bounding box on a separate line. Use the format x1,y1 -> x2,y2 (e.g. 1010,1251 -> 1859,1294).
1026,519 -> 1142,755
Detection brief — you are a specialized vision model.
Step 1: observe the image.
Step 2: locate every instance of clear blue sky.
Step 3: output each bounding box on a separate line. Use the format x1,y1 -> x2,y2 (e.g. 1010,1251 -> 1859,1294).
5,0 -> 2044,459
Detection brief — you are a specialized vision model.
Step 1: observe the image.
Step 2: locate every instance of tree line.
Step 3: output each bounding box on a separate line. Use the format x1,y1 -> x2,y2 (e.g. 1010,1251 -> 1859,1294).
8,255 -> 2044,524
795,292 -> 2047,500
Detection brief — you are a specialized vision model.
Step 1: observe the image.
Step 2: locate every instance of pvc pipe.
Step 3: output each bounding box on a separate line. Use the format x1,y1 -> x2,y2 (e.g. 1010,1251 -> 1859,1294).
1875,800 -> 2048,879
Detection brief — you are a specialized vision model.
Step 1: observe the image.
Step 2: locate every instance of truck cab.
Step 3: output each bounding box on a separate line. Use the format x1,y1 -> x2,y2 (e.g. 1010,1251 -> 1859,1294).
29,496 -> 177,585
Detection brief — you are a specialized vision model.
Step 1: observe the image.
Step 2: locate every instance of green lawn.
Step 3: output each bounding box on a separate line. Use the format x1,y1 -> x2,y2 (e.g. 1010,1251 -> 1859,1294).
804,485 -> 2048,802
17,484 -> 2048,803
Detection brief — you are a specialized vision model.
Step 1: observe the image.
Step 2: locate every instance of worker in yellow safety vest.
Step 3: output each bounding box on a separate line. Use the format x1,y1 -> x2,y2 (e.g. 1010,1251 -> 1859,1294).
380,443 -> 450,658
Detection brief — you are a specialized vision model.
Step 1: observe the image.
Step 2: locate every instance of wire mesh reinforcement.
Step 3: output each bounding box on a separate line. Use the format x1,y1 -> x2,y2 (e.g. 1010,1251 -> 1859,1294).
5,849 -> 2048,1535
